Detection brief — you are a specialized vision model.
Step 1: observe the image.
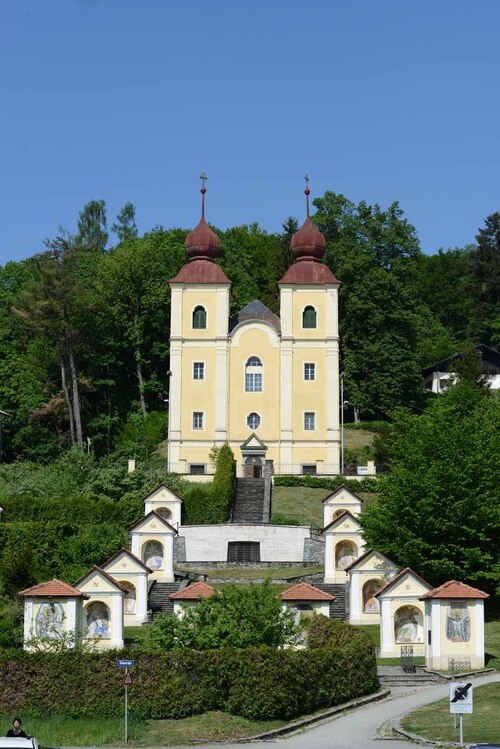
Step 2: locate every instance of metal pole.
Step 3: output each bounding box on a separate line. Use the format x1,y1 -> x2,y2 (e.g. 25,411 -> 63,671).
340,374 -> 344,475
459,714 -> 463,746
125,682 -> 128,743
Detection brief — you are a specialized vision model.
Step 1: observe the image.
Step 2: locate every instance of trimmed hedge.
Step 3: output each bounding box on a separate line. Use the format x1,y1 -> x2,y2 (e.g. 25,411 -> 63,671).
0,623 -> 377,721
274,474 -> 379,493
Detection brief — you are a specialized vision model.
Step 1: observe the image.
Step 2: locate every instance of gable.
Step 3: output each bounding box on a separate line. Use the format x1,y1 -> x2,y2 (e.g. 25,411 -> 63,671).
348,550 -> 398,574
76,568 -> 123,594
102,550 -> 150,575
240,433 -> 267,451
144,484 -> 182,505
129,511 -> 177,534
323,510 -> 362,533
322,485 -> 363,506
378,571 -> 430,598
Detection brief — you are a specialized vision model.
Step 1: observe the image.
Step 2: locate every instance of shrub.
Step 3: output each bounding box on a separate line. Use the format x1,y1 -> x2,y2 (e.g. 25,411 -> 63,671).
274,474 -> 379,493
0,627 -> 377,720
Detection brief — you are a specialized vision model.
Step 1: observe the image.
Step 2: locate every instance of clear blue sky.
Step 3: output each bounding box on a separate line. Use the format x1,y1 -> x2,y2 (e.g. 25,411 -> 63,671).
1,0 -> 500,263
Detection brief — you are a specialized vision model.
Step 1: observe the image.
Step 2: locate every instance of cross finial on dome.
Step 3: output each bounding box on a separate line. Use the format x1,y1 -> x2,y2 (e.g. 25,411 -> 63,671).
304,173 -> 310,218
199,171 -> 208,218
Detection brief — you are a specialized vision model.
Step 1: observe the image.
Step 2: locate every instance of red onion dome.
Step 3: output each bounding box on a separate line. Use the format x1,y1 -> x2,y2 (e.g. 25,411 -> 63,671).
184,217 -> 220,260
291,216 -> 326,261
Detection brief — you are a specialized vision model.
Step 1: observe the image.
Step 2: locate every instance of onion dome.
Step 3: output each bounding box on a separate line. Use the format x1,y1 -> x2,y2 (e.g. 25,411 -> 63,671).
290,177 -> 326,261
184,173 -> 220,260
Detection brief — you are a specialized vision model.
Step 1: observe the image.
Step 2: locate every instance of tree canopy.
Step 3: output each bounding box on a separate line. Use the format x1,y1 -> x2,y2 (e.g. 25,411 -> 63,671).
360,384 -> 500,594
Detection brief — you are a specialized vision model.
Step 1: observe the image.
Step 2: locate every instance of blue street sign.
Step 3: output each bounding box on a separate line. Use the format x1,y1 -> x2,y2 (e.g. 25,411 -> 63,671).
117,659 -> 134,668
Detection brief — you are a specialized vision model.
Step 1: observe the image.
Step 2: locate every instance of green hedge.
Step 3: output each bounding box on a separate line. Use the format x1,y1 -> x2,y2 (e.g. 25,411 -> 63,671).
274,474 -> 379,493
0,625 -> 377,720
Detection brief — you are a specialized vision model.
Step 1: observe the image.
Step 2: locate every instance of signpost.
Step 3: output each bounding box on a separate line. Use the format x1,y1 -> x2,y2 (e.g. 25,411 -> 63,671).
449,682 -> 473,746
117,660 -> 135,742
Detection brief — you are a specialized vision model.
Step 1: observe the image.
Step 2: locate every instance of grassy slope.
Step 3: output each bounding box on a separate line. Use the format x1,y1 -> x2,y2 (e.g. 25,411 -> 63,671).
401,682 -> 500,744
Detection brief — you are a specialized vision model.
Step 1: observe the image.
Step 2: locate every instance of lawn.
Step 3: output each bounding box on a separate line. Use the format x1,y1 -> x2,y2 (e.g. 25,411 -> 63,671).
485,617 -> 500,667
176,564 -> 324,580
0,712 -> 284,747
401,682 -> 500,744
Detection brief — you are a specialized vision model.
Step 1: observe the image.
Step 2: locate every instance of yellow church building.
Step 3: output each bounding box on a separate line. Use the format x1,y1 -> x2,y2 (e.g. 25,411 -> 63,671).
167,181 -> 341,477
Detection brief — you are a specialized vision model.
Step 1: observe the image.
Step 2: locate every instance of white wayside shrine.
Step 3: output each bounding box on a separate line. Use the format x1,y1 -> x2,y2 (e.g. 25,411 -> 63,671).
346,549 -> 399,625
376,568 -> 431,659
101,548 -> 151,626
322,510 -> 365,584
129,511 -> 177,582
322,485 -> 362,527
75,567 -> 126,649
143,483 -> 183,529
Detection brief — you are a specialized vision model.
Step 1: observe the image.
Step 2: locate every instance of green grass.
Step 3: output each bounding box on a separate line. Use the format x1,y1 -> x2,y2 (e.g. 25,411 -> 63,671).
485,618 -> 500,667
123,626 -> 150,647
0,712 -> 284,747
401,682 -> 500,744
271,486 -> 330,526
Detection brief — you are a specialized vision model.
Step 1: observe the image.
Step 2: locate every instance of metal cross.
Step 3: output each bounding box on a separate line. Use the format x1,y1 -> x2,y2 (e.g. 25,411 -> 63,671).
304,173 -> 310,190
200,172 -> 208,189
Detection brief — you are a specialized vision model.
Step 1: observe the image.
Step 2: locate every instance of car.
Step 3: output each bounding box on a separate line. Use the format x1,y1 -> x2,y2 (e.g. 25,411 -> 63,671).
0,737 -> 41,749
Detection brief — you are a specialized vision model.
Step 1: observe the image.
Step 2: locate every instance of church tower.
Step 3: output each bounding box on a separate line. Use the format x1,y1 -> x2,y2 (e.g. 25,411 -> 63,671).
278,178 -> 341,474
167,176 -> 231,474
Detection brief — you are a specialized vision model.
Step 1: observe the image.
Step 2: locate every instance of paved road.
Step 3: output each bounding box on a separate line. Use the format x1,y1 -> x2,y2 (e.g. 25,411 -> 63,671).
195,672 -> 500,749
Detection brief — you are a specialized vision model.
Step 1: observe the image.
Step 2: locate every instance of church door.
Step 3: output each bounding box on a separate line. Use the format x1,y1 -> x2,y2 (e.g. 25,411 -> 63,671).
244,456 -> 263,478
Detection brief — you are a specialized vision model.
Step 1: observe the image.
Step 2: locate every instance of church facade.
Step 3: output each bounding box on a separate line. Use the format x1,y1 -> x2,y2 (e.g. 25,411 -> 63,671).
167,184 -> 341,477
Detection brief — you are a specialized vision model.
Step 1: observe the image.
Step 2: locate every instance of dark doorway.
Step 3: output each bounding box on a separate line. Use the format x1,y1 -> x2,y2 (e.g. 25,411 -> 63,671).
244,456 -> 263,478
227,541 -> 261,562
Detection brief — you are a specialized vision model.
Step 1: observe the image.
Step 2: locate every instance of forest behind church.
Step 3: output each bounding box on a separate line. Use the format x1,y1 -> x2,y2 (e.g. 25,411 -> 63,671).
0,192 -> 499,462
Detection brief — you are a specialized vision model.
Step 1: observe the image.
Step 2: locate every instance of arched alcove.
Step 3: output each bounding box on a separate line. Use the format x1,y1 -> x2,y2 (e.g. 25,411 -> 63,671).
335,540 -> 357,570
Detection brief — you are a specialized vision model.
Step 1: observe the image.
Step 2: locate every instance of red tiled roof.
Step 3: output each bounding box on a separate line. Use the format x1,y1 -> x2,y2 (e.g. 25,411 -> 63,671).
169,259 -> 230,284
169,582 -> 214,600
19,578 -> 88,598
279,260 -> 340,285
280,583 -> 334,601
419,580 -> 489,600
374,567 -> 431,598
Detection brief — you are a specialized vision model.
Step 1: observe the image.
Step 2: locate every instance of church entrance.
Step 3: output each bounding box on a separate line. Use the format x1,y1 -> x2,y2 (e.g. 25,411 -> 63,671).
244,456 -> 263,478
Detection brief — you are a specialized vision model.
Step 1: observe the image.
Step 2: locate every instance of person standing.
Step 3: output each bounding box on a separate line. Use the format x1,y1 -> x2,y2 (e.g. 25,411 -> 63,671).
6,718 -> 27,738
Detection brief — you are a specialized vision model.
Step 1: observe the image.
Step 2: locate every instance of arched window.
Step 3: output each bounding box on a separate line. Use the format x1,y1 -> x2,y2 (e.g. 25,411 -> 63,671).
192,305 -> 207,329
335,540 -> 357,570
121,582 -> 137,615
362,579 -> 382,614
85,601 -> 111,639
302,305 -> 317,329
245,356 -> 263,392
394,605 -> 423,643
143,540 -> 164,570
247,412 -> 261,430
156,507 -> 172,521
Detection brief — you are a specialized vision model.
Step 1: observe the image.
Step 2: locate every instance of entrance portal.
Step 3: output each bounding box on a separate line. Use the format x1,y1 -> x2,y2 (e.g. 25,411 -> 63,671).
244,456 -> 263,478
227,541 -> 261,562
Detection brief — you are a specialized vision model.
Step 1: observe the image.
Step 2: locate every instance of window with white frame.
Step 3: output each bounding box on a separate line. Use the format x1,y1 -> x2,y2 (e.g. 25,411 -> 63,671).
247,412 -> 261,430
193,362 -> 205,380
192,411 -> 204,430
304,362 -> 316,381
245,356 -> 263,392
304,411 -> 316,430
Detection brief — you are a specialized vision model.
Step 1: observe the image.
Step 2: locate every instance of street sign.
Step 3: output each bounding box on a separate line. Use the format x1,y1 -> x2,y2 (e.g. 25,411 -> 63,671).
450,682 -> 473,714
117,659 -> 134,668
124,670 -> 132,686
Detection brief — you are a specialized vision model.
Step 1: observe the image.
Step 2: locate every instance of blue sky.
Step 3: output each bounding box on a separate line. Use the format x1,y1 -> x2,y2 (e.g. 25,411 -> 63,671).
1,0 -> 500,263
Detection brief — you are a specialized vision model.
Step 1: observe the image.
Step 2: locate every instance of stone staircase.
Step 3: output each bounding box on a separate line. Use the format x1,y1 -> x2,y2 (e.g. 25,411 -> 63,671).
314,582 -> 348,620
377,666 -> 444,687
147,581 -> 180,619
231,478 -> 267,523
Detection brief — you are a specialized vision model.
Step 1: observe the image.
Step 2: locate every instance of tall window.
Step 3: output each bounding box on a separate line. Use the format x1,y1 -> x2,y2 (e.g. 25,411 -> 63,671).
302,305 -> 317,329
304,362 -> 316,381
304,411 -> 315,430
193,411 -> 204,430
193,362 -> 205,380
247,412 -> 261,430
192,305 -> 207,329
245,356 -> 263,392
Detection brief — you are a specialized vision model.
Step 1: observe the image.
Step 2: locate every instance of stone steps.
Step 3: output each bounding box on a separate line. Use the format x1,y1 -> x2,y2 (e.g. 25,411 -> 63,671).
314,582 -> 348,620
147,581 -> 180,619
377,667 -> 443,686
231,478 -> 267,523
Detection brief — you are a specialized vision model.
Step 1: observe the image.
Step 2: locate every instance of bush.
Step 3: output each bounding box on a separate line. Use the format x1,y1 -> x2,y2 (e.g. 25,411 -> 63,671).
274,474 -> 379,493
0,625 -> 377,720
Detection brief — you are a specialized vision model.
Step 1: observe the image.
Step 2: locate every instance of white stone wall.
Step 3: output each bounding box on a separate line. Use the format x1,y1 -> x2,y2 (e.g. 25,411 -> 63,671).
180,524 -> 311,562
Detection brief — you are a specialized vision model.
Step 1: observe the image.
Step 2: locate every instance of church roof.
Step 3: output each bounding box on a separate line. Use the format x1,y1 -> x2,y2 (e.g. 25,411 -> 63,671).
281,583 -> 334,601
19,578 -> 88,598
229,299 -> 281,334
279,261 -> 340,285
419,580 -> 489,600
169,582 -> 214,600
169,258 -> 230,285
